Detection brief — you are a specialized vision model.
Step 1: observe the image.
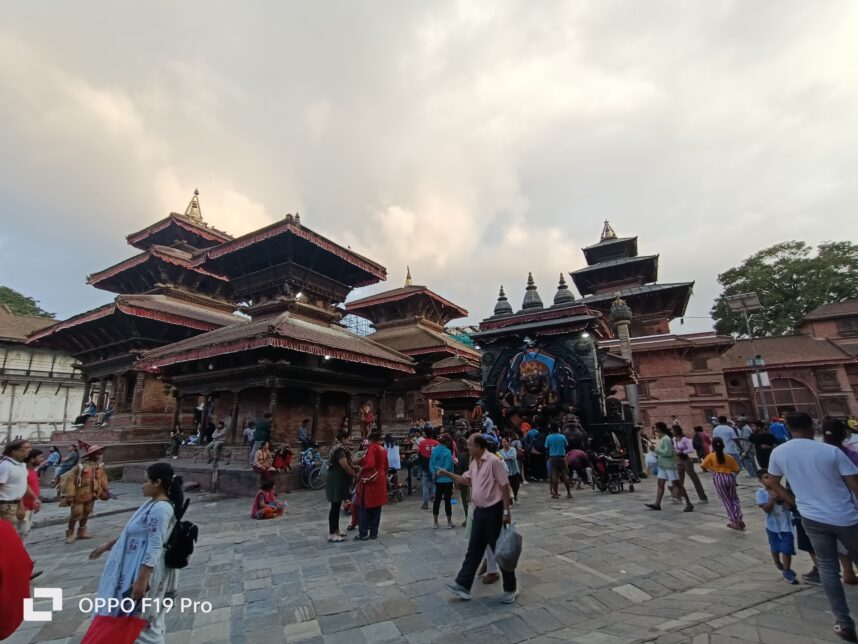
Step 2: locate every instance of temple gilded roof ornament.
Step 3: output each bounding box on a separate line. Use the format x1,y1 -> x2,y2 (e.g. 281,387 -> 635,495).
521,272 -> 544,310
493,285 -> 513,316
405,266 -> 413,286
553,273 -> 575,305
601,220 -> 618,241
184,188 -> 203,222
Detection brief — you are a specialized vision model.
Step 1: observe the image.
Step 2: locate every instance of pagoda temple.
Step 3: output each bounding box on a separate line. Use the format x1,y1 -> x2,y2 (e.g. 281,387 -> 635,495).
571,221 -> 694,336
136,213 -> 415,446
27,192 -> 239,452
473,273 -> 638,462
344,267 -> 480,428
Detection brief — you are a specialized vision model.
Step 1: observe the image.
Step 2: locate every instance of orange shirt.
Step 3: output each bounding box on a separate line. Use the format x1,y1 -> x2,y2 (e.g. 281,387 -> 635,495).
701,452 -> 740,475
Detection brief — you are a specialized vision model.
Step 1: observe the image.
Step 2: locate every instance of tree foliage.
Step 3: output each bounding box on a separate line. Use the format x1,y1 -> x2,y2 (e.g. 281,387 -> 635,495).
0,286 -> 54,318
711,241 -> 858,337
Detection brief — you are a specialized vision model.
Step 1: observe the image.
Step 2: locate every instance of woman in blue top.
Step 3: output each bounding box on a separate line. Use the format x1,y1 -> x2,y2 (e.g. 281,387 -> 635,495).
429,434 -> 455,529
88,463 -> 182,644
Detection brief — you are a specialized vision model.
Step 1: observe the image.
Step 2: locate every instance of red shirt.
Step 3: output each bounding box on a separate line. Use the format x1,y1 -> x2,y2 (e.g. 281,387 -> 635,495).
22,469 -> 39,511
418,439 -> 439,459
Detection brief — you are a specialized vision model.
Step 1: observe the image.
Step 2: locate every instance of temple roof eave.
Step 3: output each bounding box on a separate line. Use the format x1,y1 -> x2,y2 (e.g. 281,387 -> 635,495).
135,312 -> 416,375
193,217 -> 387,287
87,247 -> 230,289
345,285 -> 468,322
580,282 -> 694,318
126,213 -> 233,250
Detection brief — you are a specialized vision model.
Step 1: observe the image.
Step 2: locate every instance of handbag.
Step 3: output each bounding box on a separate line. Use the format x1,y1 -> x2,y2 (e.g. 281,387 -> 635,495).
81,615 -> 148,644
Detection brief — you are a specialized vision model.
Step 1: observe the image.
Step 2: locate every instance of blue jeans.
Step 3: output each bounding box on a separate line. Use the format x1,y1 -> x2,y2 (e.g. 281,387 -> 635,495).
358,506 -> 382,538
739,453 -> 758,478
422,472 -> 435,506
802,517 -> 858,629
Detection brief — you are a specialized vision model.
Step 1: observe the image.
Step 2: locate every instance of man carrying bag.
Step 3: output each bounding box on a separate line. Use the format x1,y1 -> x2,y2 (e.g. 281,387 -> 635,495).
436,434 -> 519,604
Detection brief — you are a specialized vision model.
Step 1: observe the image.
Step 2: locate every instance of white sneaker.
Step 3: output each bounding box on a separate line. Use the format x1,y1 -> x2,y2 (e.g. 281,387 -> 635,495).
502,588 -> 520,604
446,582 -> 471,601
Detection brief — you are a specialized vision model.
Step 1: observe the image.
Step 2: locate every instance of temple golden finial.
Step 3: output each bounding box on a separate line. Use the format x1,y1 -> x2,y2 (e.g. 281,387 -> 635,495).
184,188 -> 203,222
405,265 -> 413,286
601,220 -> 617,241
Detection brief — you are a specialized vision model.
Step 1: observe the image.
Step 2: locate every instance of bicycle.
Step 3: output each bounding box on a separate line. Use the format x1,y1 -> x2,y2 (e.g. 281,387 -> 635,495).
301,459 -> 329,490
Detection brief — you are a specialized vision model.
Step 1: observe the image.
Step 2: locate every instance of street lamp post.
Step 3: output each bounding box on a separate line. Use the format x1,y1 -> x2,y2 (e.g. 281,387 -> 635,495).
724,292 -> 771,420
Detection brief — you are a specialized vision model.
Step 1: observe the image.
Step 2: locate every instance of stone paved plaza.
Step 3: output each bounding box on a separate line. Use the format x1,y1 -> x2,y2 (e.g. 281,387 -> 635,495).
10,472 -> 856,644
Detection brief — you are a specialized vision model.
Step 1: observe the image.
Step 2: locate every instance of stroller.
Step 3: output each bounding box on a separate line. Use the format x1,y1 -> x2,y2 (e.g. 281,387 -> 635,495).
590,452 -> 638,494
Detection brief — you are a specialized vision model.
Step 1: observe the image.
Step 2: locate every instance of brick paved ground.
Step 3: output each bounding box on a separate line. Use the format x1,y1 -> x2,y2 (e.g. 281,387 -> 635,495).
8,472 -> 856,643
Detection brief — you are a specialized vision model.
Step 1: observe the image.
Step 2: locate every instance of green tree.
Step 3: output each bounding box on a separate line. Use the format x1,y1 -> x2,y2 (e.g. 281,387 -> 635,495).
0,286 -> 54,318
711,241 -> 858,337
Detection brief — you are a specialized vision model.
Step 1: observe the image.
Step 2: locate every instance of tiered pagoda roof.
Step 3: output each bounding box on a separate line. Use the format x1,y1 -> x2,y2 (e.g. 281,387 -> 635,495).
344,268 -> 477,361
137,214 -> 415,376
28,191 -> 240,367
27,294 -> 237,367
571,222 -> 693,333
126,190 -> 232,252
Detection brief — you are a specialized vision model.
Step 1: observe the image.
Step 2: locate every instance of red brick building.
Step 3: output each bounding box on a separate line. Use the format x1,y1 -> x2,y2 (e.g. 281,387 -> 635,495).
606,301 -> 858,426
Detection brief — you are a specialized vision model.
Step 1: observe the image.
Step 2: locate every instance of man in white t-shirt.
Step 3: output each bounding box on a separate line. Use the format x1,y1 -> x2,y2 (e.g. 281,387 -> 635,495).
765,412 -> 858,643
0,439 -> 32,525
712,416 -> 740,460
735,418 -> 758,478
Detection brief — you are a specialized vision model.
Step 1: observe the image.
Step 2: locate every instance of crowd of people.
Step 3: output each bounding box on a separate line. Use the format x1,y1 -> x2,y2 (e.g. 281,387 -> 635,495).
643,412 -> 858,643
5,406 -> 858,642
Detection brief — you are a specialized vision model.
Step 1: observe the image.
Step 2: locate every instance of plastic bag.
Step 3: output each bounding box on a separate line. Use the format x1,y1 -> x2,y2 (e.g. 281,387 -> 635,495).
495,523 -> 523,571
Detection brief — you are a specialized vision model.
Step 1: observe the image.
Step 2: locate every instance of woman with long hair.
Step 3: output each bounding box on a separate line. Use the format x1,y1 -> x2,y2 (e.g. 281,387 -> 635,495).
430,434 -> 455,529
646,422 -> 693,512
701,437 -> 743,530
88,462 -> 183,643
499,437 -> 521,503
253,440 -> 277,482
326,429 -> 357,543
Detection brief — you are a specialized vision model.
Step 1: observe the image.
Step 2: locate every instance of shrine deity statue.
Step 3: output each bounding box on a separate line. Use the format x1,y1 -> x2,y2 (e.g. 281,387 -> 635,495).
359,401 -> 375,440
498,349 -> 559,417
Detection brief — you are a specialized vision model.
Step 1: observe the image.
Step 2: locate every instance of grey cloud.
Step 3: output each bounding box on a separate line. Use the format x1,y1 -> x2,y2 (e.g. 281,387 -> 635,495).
2,1 -> 857,332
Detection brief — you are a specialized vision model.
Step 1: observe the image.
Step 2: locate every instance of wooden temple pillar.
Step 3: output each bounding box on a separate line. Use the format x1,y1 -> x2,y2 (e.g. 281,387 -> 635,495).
229,391 -> 241,444
171,391 -> 182,430
376,393 -> 383,433
311,391 -> 321,440
268,386 -> 278,436
345,394 -> 353,434
95,379 -> 107,412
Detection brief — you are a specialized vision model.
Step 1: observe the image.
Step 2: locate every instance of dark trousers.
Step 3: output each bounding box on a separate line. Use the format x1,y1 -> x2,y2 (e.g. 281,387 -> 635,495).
329,502 -> 340,534
359,505 -> 382,538
454,501 -> 516,592
527,453 -> 546,480
508,473 -> 521,500
433,482 -> 453,519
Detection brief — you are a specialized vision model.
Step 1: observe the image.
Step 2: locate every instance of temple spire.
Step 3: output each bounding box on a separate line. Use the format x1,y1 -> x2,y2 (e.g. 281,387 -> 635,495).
601,220 -> 617,241
184,188 -> 203,222
521,272 -> 544,310
493,285 -> 513,316
405,265 -> 413,286
553,273 -> 574,305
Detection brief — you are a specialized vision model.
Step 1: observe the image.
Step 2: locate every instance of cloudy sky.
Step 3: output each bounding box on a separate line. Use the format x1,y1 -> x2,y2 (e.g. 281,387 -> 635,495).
2,2 -> 857,333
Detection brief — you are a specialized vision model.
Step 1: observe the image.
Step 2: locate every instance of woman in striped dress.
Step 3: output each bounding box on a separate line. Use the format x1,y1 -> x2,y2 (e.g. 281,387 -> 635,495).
701,437 -> 743,530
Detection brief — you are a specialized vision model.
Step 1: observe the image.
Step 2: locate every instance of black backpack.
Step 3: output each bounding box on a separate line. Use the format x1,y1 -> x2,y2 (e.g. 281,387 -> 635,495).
165,498 -> 198,569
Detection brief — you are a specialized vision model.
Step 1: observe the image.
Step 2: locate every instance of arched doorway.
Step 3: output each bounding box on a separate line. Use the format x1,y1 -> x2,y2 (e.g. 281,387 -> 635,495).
755,377 -> 820,419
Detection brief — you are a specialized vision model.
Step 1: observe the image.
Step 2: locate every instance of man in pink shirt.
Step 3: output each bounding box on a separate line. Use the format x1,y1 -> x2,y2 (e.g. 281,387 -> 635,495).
437,433 -> 518,603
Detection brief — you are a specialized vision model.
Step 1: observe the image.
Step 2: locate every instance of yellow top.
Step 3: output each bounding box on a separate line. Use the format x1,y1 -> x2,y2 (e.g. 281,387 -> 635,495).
700,452 -> 740,475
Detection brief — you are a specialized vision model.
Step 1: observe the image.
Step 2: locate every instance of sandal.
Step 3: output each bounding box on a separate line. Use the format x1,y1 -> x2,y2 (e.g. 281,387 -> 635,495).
327,535 -> 344,543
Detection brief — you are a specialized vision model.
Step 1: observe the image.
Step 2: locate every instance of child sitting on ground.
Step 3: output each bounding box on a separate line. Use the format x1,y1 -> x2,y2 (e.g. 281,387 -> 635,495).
251,480 -> 286,519
756,469 -> 798,584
